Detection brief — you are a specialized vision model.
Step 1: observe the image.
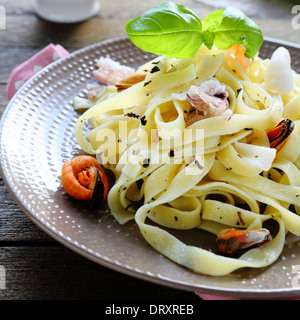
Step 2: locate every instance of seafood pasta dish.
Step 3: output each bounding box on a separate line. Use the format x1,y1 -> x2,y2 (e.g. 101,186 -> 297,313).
61,3 -> 300,276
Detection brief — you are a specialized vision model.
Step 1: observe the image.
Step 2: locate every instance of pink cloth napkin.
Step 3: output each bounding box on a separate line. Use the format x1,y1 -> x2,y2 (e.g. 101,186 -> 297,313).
7,44 -> 69,100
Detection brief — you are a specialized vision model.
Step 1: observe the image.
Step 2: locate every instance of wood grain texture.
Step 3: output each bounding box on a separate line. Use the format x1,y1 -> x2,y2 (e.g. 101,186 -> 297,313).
0,178 -> 52,242
0,246 -> 199,300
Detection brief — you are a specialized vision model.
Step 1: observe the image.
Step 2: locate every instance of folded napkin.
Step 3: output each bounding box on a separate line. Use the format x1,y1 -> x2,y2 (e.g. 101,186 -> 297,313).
7,44 -> 300,301
7,44 -> 69,100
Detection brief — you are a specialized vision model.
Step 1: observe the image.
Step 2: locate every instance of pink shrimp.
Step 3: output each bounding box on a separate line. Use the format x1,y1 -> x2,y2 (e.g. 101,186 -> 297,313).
93,57 -> 134,85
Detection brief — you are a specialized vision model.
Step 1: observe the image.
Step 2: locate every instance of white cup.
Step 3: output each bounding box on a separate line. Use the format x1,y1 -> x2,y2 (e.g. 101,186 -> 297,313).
35,0 -> 100,23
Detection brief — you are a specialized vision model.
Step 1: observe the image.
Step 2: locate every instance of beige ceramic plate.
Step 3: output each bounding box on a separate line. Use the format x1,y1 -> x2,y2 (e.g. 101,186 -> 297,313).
1,37 -> 300,299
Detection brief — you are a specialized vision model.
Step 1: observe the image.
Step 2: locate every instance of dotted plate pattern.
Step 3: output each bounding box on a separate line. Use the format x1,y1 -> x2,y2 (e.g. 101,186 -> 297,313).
1,38 -> 300,298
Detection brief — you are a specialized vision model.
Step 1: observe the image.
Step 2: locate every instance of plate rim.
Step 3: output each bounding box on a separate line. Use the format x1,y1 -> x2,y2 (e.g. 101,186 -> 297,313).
1,36 -> 300,298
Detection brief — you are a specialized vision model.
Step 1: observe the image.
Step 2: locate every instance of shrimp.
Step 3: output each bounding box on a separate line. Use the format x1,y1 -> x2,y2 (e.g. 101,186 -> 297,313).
216,228 -> 272,254
93,57 -> 135,86
61,156 -> 109,203
228,44 -> 250,72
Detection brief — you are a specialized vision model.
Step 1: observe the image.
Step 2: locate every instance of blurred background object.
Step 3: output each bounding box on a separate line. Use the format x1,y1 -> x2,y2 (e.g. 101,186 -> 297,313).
34,0 -> 101,23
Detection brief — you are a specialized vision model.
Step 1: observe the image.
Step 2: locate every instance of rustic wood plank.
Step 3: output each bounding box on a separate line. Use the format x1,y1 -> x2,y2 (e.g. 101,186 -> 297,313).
0,1 -> 161,47
0,84 -> 9,114
0,177 -> 53,242
0,246 -> 198,300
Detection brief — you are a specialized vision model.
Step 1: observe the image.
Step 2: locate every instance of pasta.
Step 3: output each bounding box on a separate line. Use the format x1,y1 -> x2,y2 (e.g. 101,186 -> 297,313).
73,44 -> 300,276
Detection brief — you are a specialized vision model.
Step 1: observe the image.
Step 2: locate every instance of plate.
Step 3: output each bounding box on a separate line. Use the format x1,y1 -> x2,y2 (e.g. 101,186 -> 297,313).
1,37 -> 300,298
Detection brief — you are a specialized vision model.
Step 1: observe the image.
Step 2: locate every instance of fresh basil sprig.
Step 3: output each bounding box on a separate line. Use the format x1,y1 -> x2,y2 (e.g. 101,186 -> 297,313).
125,2 -> 263,59
125,2 -> 203,59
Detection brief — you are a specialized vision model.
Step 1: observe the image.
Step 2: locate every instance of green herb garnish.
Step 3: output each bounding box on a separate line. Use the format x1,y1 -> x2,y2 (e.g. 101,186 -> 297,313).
125,2 -> 263,59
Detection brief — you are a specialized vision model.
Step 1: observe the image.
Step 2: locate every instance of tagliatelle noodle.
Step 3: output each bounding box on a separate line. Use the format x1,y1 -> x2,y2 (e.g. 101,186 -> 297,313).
73,44 -> 300,275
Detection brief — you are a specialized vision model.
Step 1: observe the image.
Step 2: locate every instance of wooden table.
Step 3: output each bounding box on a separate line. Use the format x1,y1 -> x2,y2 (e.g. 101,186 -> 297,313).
0,0 -> 299,300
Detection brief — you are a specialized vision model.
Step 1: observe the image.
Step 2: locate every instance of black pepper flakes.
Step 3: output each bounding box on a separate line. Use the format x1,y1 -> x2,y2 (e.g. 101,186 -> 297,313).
168,149 -> 175,157
150,66 -> 160,73
143,158 -> 150,168
140,115 -> 147,126
125,112 -> 140,119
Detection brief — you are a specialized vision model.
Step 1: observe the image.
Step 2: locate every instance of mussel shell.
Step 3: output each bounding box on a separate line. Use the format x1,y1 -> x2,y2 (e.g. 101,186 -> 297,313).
239,228 -> 272,250
216,228 -> 272,254
267,119 -> 294,151
89,168 -> 105,207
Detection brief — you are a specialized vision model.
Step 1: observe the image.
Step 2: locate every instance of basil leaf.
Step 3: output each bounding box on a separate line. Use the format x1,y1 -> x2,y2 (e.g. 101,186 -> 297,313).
125,2 -> 203,59
202,7 -> 263,58
201,9 -> 223,49
202,9 -> 224,32
125,3 -> 263,60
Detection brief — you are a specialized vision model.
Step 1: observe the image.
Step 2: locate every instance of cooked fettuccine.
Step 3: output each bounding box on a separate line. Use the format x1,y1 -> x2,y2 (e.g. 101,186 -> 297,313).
73,44 -> 300,276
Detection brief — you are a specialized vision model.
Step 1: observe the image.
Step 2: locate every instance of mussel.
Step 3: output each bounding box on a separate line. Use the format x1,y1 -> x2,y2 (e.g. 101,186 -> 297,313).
267,119 -> 294,152
61,156 -> 109,205
216,228 -> 272,254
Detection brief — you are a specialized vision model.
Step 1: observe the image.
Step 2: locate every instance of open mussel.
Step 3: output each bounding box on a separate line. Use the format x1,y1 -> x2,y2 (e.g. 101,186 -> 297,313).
216,228 -> 272,254
61,155 -> 109,205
